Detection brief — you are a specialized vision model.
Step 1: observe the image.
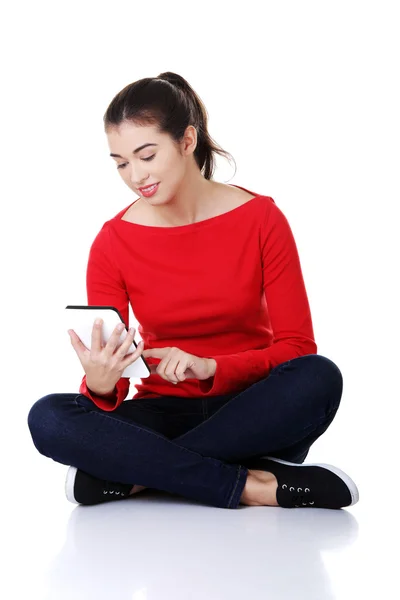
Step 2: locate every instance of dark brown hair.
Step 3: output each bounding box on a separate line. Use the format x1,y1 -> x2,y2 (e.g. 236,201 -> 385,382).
103,71 -> 236,181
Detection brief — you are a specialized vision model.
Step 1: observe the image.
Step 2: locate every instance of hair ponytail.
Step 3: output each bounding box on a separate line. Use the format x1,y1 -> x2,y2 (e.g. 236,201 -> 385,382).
103,71 -> 236,181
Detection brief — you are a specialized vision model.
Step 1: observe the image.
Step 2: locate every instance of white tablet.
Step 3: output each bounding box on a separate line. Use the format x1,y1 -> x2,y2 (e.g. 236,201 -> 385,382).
64,305 -> 151,378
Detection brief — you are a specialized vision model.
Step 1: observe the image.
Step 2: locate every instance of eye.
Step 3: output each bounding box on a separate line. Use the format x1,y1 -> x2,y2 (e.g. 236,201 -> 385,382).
117,155 -> 155,169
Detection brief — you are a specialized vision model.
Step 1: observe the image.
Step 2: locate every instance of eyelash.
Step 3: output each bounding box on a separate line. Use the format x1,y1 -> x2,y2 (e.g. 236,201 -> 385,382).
117,155 -> 155,169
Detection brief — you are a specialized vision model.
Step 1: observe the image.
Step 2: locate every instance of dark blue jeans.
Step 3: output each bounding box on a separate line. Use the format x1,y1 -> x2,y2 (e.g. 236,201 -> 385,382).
27,354 -> 343,509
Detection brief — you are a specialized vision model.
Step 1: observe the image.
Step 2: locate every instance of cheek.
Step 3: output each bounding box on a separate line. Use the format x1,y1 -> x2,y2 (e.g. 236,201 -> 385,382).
119,172 -> 130,184
119,171 -> 136,190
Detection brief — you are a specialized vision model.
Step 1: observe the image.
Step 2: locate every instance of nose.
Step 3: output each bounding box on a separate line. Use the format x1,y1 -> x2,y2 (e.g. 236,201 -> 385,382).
131,170 -> 150,188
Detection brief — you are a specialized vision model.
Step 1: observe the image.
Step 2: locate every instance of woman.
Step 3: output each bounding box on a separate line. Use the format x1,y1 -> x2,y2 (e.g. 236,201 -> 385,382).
27,71 -> 359,510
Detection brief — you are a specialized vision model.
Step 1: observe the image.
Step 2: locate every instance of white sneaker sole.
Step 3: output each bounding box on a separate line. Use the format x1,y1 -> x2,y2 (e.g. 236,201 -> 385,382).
260,456 -> 360,506
65,466 -> 79,504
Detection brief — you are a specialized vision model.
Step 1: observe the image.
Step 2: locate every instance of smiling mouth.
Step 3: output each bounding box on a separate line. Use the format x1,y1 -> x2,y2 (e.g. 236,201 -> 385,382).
139,183 -> 159,192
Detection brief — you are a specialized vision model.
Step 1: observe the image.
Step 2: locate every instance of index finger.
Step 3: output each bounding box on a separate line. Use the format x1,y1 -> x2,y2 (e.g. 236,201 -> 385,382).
91,318 -> 103,353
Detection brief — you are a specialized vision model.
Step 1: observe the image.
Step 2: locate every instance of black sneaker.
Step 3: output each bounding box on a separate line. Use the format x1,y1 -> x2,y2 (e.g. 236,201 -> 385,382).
65,466 -> 133,505
242,456 -> 359,509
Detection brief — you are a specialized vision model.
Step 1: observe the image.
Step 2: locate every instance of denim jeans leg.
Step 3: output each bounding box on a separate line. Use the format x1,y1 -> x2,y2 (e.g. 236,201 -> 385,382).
261,404 -> 340,464
173,355 -> 343,478
27,392 -> 248,509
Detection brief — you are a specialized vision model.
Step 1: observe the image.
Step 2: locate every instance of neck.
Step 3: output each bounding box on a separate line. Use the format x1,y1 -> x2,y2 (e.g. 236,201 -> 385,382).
145,169 -> 218,226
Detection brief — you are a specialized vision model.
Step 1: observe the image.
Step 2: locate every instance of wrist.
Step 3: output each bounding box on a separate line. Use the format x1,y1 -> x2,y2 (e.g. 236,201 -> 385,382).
87,383 -> 117,398
207,359 -> 217,378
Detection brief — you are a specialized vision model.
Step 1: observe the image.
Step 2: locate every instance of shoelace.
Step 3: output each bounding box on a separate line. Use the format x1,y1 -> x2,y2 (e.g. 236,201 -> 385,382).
280,482 -> 315,508
102,480 -> 127,497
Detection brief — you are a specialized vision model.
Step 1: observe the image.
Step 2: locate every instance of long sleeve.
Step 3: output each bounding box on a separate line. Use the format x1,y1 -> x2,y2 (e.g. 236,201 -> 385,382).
198,201 -> 317,396
78,225 -> 131,411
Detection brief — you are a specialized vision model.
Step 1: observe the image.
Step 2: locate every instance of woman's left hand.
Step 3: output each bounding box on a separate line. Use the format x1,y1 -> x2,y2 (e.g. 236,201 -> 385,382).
142,346 -> 214,384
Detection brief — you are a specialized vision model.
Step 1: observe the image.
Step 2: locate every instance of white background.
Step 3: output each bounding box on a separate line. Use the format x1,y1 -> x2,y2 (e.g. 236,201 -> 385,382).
1,1 -> 399,598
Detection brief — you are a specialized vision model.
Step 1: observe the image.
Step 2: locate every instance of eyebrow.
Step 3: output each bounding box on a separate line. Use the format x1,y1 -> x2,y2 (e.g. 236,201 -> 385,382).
110,143 -> 158,158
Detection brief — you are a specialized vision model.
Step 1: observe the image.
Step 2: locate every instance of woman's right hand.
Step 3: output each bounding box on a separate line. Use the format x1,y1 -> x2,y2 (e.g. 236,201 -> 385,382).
68,318 -> 144,395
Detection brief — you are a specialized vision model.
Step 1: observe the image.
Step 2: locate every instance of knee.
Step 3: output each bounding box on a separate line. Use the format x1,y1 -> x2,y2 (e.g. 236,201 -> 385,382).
27,394 -> 66,456
299,354 -> 343,413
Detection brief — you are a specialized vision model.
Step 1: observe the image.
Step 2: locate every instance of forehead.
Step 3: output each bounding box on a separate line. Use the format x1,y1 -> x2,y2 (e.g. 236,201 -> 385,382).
107,121 -> 160,142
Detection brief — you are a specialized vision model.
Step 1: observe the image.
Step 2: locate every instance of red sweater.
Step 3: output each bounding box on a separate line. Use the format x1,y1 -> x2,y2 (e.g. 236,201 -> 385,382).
79,184 -> 317,411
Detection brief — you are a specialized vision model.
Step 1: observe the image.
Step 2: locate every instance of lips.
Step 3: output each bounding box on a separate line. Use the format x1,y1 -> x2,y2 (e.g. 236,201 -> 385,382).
139,183 -> 159,192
